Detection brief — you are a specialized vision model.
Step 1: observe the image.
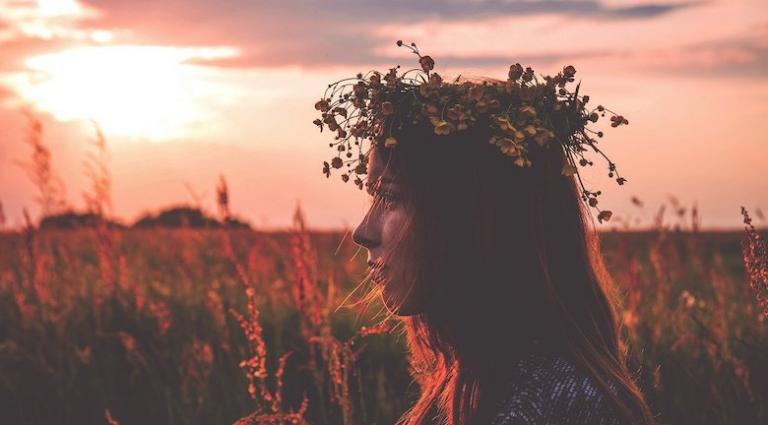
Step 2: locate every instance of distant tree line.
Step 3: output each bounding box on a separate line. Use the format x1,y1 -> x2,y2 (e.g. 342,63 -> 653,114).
39,205 -> 251,230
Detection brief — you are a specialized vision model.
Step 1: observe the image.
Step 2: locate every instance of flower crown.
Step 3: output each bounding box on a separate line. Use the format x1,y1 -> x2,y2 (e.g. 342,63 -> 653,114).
313,40 -> 629,223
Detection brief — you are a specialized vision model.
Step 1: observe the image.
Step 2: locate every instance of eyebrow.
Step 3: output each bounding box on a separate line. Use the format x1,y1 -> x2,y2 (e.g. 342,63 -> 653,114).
365,176 -> 396,194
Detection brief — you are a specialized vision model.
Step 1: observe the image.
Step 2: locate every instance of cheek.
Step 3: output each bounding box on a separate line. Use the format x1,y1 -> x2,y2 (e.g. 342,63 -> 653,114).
380,208 -> 409,247
380,207 -> 414,291
379,207 -> 422,316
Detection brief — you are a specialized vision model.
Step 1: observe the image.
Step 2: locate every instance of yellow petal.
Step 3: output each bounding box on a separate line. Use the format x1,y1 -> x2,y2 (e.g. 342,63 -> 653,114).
520,105 -> 537,117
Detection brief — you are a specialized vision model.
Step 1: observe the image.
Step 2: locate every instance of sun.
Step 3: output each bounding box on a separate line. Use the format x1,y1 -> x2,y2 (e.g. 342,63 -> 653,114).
4,45 -> 240,140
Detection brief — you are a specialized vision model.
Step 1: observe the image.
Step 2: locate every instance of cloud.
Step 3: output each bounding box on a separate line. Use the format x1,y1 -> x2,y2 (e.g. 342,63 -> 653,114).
0,0 -> 758,77
430,40 -> 768,78
601,1 -> 703,19
74,0 -> 702,68
0,35 -> 78,71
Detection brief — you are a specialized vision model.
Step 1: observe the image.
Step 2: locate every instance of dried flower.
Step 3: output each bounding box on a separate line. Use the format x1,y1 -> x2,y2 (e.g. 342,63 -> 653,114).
429,73 -> 443,88
741,207 -> 768,318
508,63 -> 524,81
597,210 -> 613,223
563,65 -> 576,80
430,118 -> 455,136
313,40 -> 630,219
314,99 -> 330,112
419,55 -> 435,72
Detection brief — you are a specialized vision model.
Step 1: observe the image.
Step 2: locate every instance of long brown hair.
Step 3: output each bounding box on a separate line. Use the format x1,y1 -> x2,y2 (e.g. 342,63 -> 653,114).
363,111 -> 656,425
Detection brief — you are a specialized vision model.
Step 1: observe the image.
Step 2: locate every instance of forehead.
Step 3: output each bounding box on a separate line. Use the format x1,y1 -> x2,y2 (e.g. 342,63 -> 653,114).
367,147 -> 397,186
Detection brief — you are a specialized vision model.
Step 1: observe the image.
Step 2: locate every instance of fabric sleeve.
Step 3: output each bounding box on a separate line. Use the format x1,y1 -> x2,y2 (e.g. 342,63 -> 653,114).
489,354 -> 626,425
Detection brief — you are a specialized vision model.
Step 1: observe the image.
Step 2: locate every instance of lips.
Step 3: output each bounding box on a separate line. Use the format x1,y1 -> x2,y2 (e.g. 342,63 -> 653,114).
373,269 -> 387,284
367,260 -> 386,284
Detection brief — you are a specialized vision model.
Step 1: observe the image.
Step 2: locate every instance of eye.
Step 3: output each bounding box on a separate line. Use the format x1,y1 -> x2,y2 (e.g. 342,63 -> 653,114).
373,189 -> 399,210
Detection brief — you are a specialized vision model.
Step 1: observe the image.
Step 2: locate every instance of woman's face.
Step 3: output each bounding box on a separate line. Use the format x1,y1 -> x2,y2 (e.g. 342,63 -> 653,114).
352,149 -> 424,316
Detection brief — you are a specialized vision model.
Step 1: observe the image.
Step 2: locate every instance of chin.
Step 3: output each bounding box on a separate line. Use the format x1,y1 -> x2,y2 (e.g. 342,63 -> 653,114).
381,288 -> 423,316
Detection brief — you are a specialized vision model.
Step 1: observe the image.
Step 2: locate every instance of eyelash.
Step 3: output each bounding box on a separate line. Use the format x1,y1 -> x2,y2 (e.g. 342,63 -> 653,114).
373,190 -> 399,209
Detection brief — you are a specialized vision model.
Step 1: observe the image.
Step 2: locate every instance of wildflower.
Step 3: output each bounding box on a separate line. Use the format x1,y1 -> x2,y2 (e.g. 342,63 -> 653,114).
384,68 -> 398,88
522,66 -> 535,83
622,310 -> 639,329
475,97 -> 500,113
563,65 -> 577,81
323,114 -> 339,132
468,85 -> 484,101
534,128 -> 554,146
508,63 -> 524,80
430,116 -> 455,135
369,72 -> 381,87
523,125 -> 536,136
597,210 -> 613,223
680,290 -> 696,309
332,106 -> 348,118
610,115 -> 629,127
314,39 -> 630,213
434,121 -> 455,135
492,115 -> 517,134
519,105 -> 537,118
514,157 -> 531,167
446,104 -> 472,130
314,99 -> 330,112
419,55 -> 435,72
741,207 -> 768,318
429,73 -> 443,88
490,136 -> 524,159
418,103 -> 438,117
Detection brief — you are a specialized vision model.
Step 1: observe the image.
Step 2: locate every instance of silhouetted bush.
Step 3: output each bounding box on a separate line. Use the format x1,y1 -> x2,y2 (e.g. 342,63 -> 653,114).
132,205 -> 250,229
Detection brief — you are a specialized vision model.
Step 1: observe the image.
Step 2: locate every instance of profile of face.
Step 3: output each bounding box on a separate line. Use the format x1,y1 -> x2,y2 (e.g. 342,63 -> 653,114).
352,148 -> 425,316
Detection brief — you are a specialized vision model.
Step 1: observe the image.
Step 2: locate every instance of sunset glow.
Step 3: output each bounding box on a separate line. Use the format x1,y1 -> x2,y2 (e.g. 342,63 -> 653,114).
2,2 -> 767,424
4,45 -> 241,140
0,0 -> 765,229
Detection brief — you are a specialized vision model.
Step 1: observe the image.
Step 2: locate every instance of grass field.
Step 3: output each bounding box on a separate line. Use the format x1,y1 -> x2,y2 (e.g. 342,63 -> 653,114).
1,205 -> 766,425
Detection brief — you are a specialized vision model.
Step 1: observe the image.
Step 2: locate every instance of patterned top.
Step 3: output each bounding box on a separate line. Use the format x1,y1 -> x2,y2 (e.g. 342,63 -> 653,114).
489,349 -> 626,425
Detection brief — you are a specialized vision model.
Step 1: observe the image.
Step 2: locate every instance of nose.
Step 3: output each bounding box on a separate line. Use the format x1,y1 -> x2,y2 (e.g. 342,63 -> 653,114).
352,213 -> 378,249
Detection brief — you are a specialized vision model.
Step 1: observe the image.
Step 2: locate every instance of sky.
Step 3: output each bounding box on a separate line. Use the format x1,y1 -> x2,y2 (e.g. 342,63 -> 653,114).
0,0 -> 766,230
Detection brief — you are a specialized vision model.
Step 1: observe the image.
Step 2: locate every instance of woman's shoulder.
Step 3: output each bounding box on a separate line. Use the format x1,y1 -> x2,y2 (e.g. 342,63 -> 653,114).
489,349 -> 626,425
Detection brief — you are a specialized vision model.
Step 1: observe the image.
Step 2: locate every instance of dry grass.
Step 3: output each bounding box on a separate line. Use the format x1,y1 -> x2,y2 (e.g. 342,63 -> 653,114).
1,116 -> 766,424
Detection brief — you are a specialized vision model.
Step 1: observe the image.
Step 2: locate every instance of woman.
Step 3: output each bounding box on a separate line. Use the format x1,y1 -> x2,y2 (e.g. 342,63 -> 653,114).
314,41 -> 656,425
